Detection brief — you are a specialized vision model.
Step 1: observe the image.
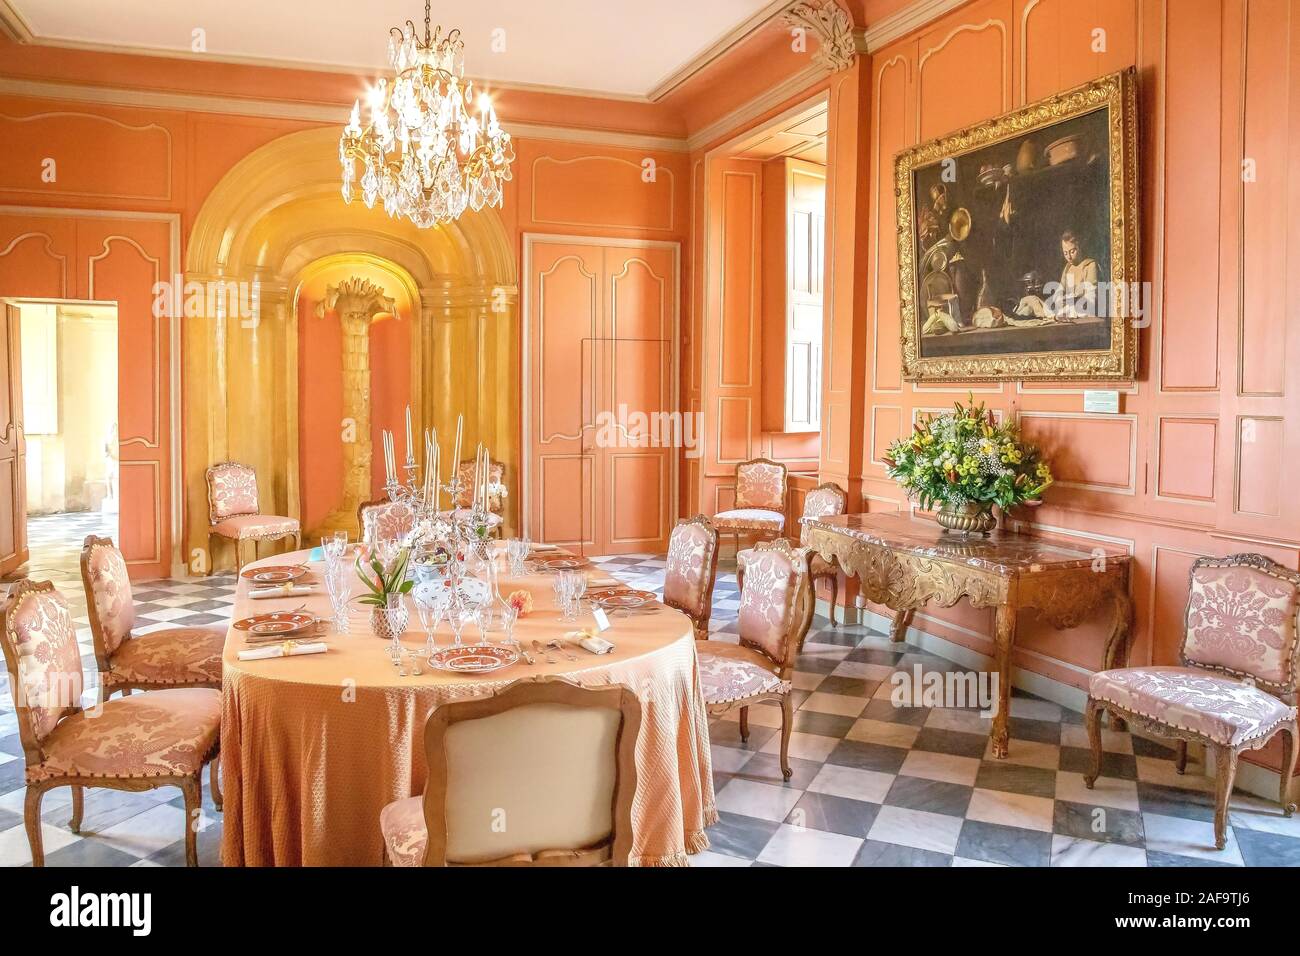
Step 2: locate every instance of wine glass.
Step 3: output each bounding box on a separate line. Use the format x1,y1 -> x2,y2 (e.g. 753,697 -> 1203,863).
506,538 -> 529,576
324,560 -> 351,634
382,593 -> 409,664
445,594 -> 469,647
414,584 -> 444,659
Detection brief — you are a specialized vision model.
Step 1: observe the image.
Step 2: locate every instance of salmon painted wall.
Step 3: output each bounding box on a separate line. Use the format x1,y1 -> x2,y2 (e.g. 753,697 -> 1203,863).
0,39 -> 692,575
854,0 -> 1300,774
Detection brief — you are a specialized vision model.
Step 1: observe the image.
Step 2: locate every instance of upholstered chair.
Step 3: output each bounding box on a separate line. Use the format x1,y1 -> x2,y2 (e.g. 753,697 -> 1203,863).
205,461 -> 301,573
380,678 -> 641,866
663,515 -> 720,641
712,458 -> 787,555
1085,554 -> 1300,850
697,539 -> 813,780
0,580 -> 221,866
738,480 -> 848,627
358,497 -> 419,545
80,535 -> 223,698
447,459 -> 506,533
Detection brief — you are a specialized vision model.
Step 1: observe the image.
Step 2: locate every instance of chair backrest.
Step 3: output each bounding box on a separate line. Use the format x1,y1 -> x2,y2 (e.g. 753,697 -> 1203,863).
801,482 -> 847,522
80,535 -> 135,660
734,457 -> 787,511
737,539 -> 813,673
1181,553 -> 1300,702
358,498 -> 418,545
0,580 -> 85,762
420,678 -> 641,866
663,515 -> 719,637
454,459 -> 506,514
205,461 -> 260,523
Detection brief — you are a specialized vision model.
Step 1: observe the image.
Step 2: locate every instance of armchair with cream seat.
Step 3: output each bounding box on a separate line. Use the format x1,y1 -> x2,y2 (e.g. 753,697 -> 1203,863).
696,539 -> 814,780
80,535 -> 224,701
0,580 -> 221,866
663,515 -> 720,641
380,678 -> 641,866
1085,553 -> 1300,850
358,497 -> 419,544
712,458 -> 787,556
204,461 -> 301,573
738,480 -> 847,626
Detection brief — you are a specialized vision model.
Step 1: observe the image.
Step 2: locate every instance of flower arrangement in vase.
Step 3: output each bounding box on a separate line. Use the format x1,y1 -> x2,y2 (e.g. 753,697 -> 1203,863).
356,546 -> 414,639
883,396 -> 1053,535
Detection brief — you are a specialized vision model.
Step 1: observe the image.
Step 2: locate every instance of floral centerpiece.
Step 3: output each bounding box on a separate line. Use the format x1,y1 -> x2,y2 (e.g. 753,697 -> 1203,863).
884,397 -> 1053,535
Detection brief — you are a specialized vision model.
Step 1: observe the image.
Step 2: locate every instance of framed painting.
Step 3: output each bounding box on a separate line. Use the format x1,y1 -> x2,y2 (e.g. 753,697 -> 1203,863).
895,68 -> 1140,383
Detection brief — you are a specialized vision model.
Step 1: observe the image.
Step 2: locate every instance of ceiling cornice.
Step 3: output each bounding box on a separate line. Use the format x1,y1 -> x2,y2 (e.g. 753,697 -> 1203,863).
0,76 -> 691,152
646,0 -> 795,101
861,0 -> 972,52
0,0 -> 33,42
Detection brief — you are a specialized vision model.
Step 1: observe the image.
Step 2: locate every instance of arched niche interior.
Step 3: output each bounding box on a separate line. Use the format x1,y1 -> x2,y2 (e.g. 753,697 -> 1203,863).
184,126 -> 518,570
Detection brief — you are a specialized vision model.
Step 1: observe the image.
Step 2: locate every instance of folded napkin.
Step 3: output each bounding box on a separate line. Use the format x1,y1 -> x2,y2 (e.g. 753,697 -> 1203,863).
237,641 -> 327,661
530,543 -> 559,552
565,629 -> 614,655
588,578 -> 622,588
249,585 -> 317,600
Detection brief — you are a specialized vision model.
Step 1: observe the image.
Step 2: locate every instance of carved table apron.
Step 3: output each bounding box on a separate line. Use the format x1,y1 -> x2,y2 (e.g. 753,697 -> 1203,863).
802,513 -> 1133,759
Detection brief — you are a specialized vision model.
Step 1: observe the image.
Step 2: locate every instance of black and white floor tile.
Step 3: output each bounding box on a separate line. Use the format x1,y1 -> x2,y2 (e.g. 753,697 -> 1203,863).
1,529 -> 1298,867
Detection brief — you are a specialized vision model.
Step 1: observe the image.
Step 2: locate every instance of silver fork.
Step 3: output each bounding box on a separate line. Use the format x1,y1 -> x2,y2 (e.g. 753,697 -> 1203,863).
532,639 -> 556,664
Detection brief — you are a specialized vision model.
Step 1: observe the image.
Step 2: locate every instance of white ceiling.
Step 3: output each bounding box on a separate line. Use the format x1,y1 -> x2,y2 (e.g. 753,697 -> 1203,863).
7,0 -> 782,98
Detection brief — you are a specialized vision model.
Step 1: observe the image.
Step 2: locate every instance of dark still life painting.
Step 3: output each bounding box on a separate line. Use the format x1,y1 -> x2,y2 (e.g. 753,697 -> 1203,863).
895,69 -> 1139,383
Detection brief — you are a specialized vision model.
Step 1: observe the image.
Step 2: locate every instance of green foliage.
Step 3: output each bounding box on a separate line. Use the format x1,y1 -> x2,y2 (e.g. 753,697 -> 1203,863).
884,395 -> 1054,512
355,547 -> 414,608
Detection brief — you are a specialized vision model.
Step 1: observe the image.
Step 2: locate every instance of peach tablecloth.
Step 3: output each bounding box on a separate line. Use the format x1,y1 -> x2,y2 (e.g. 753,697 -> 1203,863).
219,550 -> 716,866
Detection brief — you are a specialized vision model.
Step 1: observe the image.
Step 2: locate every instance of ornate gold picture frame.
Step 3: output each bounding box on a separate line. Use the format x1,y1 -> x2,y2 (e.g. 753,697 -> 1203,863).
895,68 -> 1139,383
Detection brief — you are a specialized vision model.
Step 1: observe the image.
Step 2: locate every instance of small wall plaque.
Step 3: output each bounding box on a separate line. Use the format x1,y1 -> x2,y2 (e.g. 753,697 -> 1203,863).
1083,389 -> 1121,414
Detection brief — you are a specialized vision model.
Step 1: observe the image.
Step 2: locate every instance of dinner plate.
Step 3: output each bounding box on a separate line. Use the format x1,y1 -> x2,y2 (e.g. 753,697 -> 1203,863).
241,565 -> 309,584
234,611 -> 318,636
539,557 -> 588,571
427,643 -> 519,673
591,589 -> 656,609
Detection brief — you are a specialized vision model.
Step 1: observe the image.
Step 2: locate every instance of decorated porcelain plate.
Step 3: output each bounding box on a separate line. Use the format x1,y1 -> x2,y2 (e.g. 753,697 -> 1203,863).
234,611 -> 318,636
539,557 -> 588,571
427,643 -> 519,674
241,565 -> 309,584
411,577 -> 491,609
592,589 -> 656,609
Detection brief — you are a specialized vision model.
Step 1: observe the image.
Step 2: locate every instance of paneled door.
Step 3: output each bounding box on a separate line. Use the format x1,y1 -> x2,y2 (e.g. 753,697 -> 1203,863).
524,236 -> 679,555
0,303 -> 28,576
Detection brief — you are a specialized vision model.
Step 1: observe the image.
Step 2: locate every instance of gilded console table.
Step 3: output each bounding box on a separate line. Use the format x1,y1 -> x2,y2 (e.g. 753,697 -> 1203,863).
802,513 -> 1133,758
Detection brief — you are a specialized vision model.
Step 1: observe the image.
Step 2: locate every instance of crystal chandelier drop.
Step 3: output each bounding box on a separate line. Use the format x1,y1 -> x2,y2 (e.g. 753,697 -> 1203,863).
339,0 -> 515,228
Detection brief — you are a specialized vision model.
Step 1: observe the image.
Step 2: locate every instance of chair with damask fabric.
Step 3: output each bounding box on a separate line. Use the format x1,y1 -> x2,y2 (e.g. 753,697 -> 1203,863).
446,459 -> 506,534
1085,554 -> 1300,850
80,535 -> 224,702
738,480 -> 848,627
697,539 -> 813,780
663,515 -> 720,641
204,461 -> 301,573
379,678 -> 641,866
0,580 -> 221,866
358,497 -> 419,544
712,457 -> 787,556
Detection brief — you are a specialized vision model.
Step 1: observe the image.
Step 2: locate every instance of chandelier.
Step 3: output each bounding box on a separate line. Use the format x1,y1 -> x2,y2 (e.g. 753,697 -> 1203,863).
339,0 -> 515,228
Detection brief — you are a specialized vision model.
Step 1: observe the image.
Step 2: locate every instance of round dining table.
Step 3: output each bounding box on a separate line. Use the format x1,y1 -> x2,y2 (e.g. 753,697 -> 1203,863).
219,548 -> 717,867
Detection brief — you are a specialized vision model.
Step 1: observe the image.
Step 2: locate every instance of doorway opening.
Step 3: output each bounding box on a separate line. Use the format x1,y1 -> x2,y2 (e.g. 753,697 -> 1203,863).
15,300 -> 119,587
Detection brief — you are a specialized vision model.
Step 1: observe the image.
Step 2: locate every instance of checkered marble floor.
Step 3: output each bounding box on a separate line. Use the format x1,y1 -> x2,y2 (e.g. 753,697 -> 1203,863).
0,540 -> 1296,866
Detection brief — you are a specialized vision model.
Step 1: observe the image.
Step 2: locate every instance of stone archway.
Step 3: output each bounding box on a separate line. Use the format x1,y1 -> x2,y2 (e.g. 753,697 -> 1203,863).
183,126 -> 518,571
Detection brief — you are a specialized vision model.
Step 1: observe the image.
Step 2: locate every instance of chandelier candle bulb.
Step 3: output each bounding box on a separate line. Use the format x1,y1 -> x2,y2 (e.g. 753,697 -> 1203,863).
452,414 -> 463,473
405,406 -> 413,465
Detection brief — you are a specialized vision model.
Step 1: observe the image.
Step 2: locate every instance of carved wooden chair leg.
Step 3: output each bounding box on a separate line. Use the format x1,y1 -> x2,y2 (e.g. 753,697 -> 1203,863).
779,694 -> 794,780
181,777 -> 202,867
233,538 -> 243,574
69,785 -> 84,833
1082,697 -> 1104,789
738,706 -> 750,742
1174,739 -> 1188,775
24,786 -> 45,867
210,756 -> 223,812
1280,721 -> 1299,816
828,575 -> 838,626
1212,745 -> 1239,850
